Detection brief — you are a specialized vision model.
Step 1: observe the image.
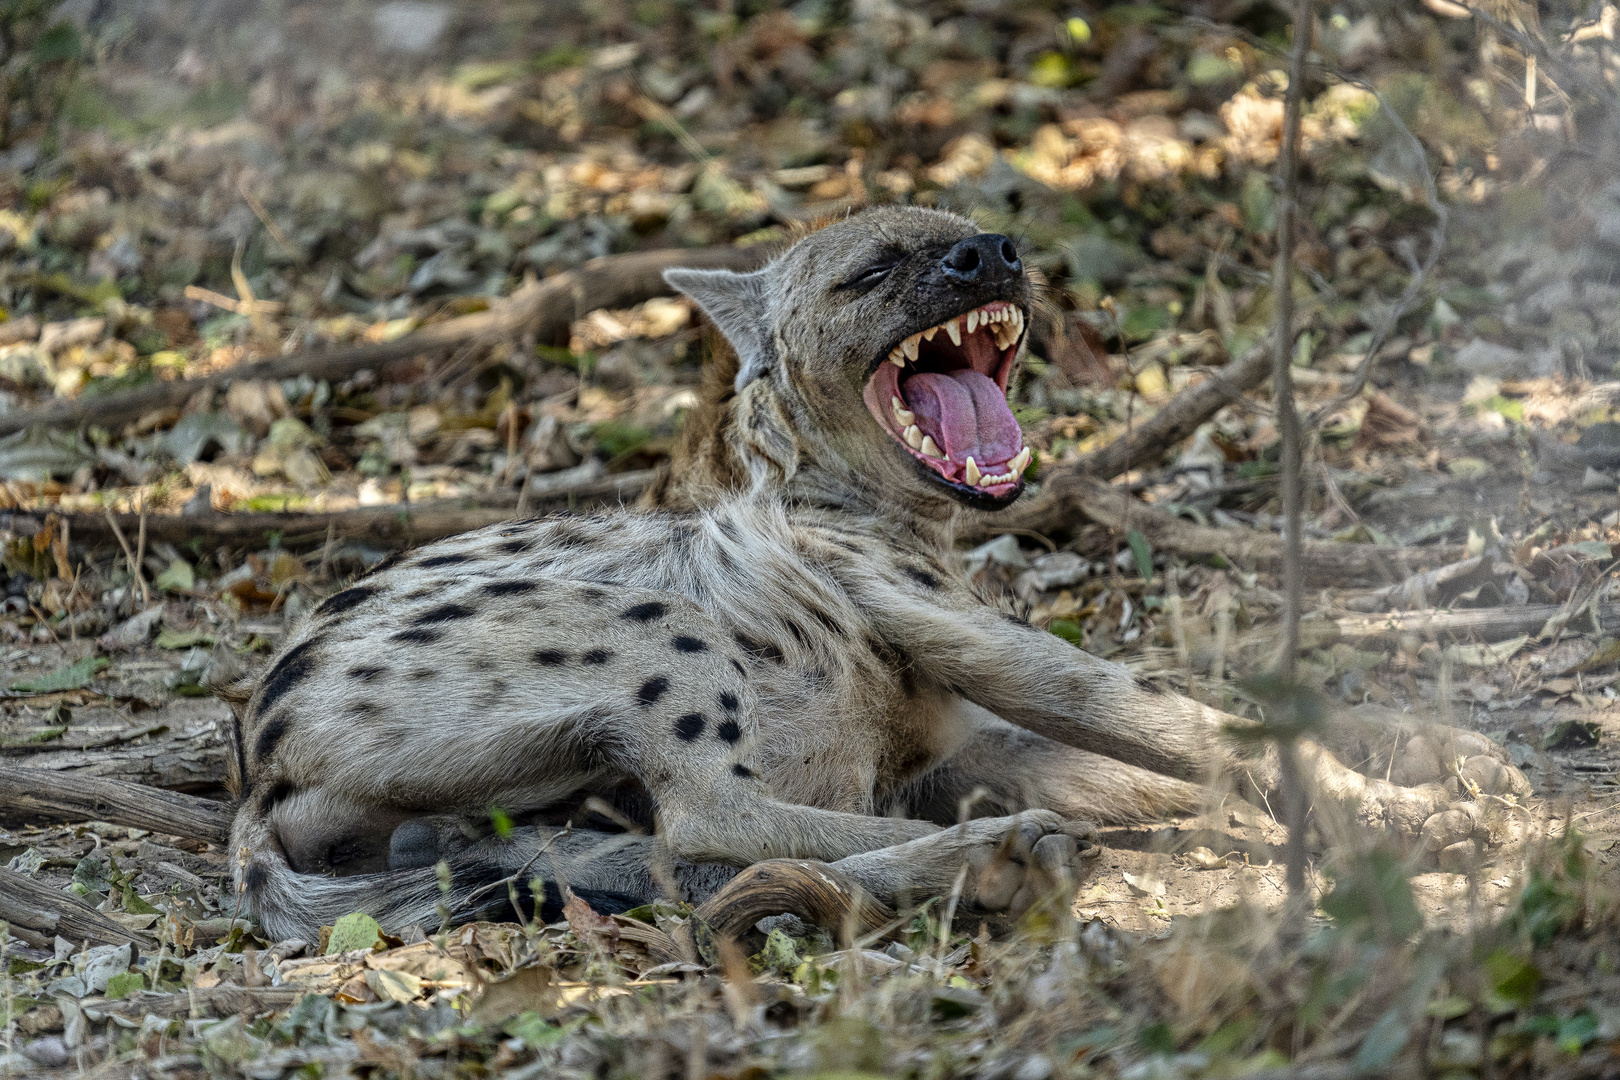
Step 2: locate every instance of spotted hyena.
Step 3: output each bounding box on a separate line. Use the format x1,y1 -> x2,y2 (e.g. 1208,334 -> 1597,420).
224,207 -> 1524,940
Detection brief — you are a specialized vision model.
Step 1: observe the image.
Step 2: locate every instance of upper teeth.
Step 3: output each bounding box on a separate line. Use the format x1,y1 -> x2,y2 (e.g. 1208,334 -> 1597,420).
887,306 -> 1023,367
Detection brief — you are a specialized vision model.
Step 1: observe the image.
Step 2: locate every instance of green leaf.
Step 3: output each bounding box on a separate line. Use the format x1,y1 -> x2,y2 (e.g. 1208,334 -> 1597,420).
1557,1012 -> 1600,1054
1484,949 -> 1542,1007
1127,529 -> 1153,581
31,22 -> 82,62
1320,850 -> 1422,941
103,971 -> 146,999
121,886 -> 159,915
155,628 -> 214,650
1355,1008 -> 1411,1071
10,655 -> 108,693
489,806 -> 514,839
325,911 -> 385,955
152,559 -> 195,593
72,853 -> 111,894
1048,619 -> 1085,647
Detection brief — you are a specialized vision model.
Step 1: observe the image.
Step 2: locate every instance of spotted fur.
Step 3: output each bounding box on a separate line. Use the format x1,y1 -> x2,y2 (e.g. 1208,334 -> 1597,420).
229,208 -> 1503,940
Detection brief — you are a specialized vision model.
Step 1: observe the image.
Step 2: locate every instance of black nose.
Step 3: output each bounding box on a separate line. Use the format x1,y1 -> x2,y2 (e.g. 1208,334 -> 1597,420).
941,233 -> 1022,282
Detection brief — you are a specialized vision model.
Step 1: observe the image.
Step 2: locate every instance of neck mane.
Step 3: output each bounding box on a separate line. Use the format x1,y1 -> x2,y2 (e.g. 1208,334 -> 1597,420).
638,336 -> 963,551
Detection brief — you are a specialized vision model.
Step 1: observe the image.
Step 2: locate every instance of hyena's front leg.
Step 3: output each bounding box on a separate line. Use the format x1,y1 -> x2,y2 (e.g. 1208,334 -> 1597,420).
861,583 -> 1526,843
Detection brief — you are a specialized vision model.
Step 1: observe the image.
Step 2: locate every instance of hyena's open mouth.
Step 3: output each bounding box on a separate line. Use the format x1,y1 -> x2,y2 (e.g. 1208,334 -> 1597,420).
862,301 -> 1029,506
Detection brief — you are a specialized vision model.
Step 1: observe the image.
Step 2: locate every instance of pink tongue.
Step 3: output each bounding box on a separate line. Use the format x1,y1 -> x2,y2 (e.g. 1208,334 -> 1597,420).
903,370 -> 1022,466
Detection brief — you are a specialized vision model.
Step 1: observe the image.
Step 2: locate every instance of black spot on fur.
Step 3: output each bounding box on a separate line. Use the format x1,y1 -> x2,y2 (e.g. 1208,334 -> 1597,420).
730,659 -> 746,676
831,539 -> 863,555
719,690 -> 740,712
579,587 -> 607,601
497,539 -> 531,555
1002,611 -> 1032,628
412,602 -> 476,625
717,719 -> 741,743
903,565 -> 943,589
349,702 -> 385,720
407,668 -> 437,680
674,713 -> 706,740
583,649 -> 614,665
243,863 -> 270,893
258,640 -> 318,716
784,620 -> 805,644
623,601 -> 667,622
637,676 -> 670,706
348,665 -> 387,682
809,608 -> 845,637
257,780 -> 294,813
732,764 -> 755,778
417,553 -> 471,568
734,633 -> 785,664
254,712 -> 289,764
364,550 -> 406,578
672,635 -> 708,653
533,649 -> 569,665
485,580 -> 539,596
1135,675 -> 1166,696
317,585 -> 377,617
393,628 -> 446,645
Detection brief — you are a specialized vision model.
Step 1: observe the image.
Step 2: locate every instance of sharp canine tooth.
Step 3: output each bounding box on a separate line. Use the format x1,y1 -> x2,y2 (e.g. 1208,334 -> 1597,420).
1012,447 -> 1032,473
922,326 -> 937,342
944,319 -> 961,346
902,336 -> 920,361
920,435 -> 943,458
904,425 -> 923,449
965,457 -> 980,485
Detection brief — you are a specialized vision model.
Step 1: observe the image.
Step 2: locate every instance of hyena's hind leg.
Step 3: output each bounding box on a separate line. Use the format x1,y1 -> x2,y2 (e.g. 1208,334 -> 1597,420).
884,708 -> 1207,827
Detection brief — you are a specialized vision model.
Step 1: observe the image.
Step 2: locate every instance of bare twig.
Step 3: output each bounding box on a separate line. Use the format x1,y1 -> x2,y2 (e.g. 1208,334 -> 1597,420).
1184,15 -> 1450,426
1272,0 -> 1312,900
0,246 -> 769,438
102,503 -> 148,606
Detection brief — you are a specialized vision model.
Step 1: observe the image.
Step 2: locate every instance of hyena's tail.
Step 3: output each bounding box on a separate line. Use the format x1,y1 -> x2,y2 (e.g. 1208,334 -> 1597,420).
231,806 -> 649,942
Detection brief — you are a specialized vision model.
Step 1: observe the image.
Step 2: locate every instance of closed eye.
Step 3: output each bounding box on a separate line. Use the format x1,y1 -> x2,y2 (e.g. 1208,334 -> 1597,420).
840,261 -> 899,290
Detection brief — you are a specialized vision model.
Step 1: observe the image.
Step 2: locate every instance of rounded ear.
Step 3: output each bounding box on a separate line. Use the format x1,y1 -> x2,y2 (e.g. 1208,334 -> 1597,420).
663,267 -> 775,391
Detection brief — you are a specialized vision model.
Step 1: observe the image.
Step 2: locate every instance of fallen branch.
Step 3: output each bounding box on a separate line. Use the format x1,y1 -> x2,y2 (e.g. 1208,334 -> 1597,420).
0,246 -> 769,438
1,709 -> 229,792
9,468 -> 657,551
1333,603 -> 1620,645
988,344 -> 1271,540
81,986 -> 305,1022
0,866 -> 153,948
1031,473 -> 1466,586
0,765 -> 232,842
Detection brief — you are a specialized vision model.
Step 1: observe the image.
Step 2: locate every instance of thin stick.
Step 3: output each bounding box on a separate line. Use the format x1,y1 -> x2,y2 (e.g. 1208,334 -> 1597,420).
103,505 -> 148,606
135,495 -> 150,608
1271,0 -> 1313,901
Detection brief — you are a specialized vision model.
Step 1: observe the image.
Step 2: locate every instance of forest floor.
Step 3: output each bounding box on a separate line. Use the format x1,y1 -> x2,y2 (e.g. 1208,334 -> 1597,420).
3,0 -> 1620,1075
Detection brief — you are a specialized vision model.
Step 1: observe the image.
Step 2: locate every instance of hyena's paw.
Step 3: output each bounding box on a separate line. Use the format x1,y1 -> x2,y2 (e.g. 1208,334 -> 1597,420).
1308,736 -> 1531,858
1383,724 -> 1525,794
949,811 -> 1100,916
